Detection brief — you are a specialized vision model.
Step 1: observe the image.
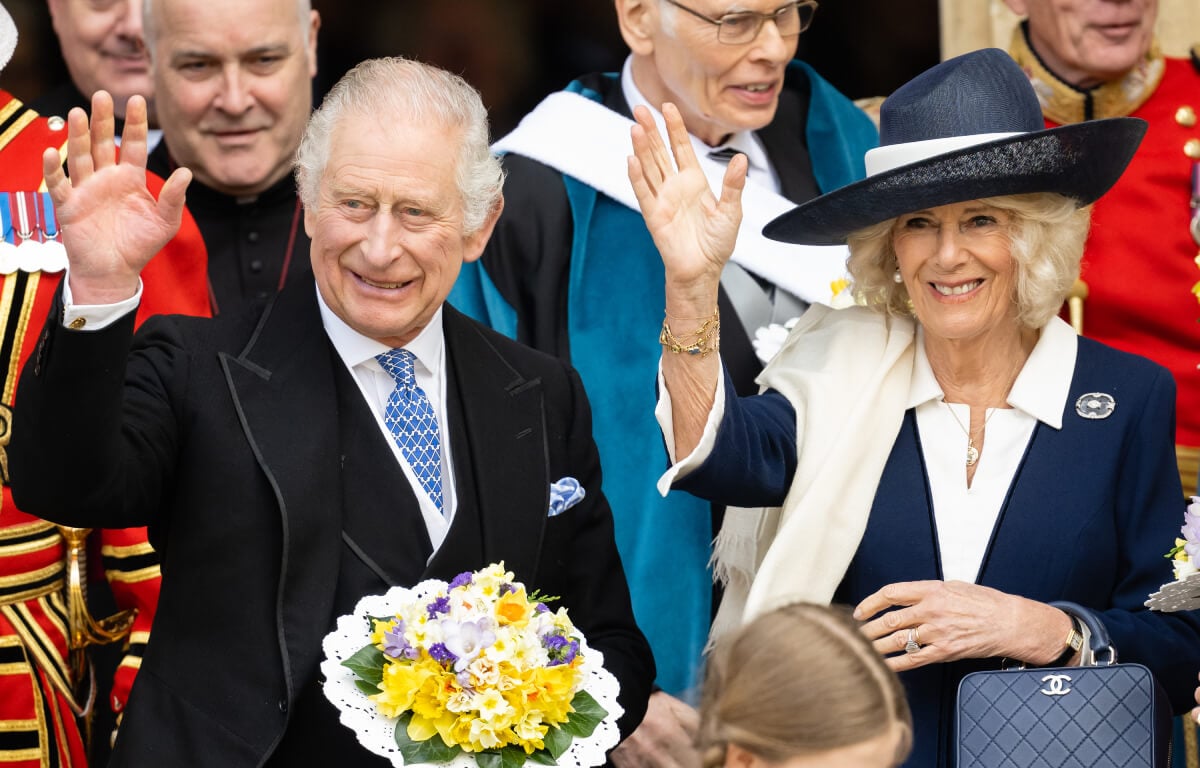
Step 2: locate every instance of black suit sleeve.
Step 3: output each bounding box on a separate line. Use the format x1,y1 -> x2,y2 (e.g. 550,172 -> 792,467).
533,363 -> 654,740
672,370 -> 799,508
11,299 -> 183,530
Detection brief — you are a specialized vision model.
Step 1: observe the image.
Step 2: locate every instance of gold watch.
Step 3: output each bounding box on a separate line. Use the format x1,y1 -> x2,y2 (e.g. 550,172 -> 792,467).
1049,615 -> 1084,667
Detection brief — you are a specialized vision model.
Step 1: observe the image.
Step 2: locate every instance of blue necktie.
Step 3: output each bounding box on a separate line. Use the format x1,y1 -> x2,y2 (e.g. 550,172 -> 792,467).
376,349 -> 443,514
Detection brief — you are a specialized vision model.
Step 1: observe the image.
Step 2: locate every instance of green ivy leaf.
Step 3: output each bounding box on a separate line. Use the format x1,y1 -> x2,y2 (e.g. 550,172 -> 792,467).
543,724 -> 573,759
353,679 -> 379,697
477,752 -> 503,768
559,690 -> 607,738
393,712 -> 462,763
341,645 -> 385,686
475,746 -> 530,768
527,750 -> 559,765
500,747 -> 532,768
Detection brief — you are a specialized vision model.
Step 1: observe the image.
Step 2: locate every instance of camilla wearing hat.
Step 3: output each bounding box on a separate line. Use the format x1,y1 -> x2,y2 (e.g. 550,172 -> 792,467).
631,48 -> 1200,767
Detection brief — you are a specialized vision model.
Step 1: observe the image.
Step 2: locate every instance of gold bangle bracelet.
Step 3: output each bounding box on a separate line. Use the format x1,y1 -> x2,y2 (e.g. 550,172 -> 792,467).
660,309 -> 720,357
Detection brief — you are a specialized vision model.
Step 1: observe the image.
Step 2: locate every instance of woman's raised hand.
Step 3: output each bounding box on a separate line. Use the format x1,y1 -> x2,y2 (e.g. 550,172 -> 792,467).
627,103 -> 743,307
42,91 -> 192,305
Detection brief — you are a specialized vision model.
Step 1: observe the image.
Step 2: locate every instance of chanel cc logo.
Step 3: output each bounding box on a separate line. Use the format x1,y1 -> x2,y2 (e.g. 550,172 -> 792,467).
1040,674 -> 1072,696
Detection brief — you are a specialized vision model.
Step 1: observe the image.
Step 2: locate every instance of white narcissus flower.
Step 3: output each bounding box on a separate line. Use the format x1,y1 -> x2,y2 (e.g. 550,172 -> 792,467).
1174,558 -> 1198,581
752,317 -> 800,365
828,278 -> 858,309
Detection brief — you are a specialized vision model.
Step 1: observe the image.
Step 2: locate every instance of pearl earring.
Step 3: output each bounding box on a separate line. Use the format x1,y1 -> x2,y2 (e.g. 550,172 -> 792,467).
893,270 -> 903,283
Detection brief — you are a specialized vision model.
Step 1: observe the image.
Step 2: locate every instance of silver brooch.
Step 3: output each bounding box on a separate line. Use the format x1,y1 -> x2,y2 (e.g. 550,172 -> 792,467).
1075,392 -> 1116,419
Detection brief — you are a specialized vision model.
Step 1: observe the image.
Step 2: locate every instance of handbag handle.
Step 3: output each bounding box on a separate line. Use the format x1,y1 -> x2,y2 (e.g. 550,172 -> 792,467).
1049,600 -> 1117,665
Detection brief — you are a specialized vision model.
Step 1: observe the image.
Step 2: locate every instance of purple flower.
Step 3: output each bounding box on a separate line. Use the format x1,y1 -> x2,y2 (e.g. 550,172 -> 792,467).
426,596 -> 451,619
382,621 -> 419,661
456,669 -> 474,690
534,603 -> 550,614
441,618 -> 496,672
429,642 -> 457,668
499,583 -> 516,596
543,632 -> 579,666
449,571 -> 473,590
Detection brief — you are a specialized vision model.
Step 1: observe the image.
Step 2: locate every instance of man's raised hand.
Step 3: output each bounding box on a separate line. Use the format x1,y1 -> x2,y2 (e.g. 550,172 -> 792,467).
42,91 -> 191,305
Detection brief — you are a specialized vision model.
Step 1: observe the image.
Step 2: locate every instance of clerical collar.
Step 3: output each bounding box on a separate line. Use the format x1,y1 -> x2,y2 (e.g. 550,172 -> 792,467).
1008,22 -> 1164,124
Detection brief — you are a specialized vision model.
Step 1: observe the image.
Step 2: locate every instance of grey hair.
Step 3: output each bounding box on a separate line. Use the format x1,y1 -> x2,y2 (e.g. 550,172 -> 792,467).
845,193 -> 1091,330
294,57 -> 504,236
142,0 -> 313,58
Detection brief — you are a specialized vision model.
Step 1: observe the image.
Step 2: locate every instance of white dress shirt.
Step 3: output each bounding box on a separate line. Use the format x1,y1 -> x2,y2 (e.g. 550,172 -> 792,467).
656,315 -> 1079,584
908,319 -> 1076,582
318,289 -> 457,552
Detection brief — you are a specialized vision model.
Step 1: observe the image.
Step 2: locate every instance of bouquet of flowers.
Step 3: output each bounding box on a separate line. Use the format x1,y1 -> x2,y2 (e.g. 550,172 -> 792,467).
1146,497 -> 1200,612
321,563 -> 622,767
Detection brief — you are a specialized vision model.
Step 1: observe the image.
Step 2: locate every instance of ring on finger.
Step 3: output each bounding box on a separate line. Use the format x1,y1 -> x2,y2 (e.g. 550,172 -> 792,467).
904,627 -> 922,654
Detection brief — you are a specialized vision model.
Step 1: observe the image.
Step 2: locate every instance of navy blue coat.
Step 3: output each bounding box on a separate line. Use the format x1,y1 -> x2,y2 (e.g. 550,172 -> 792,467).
677,335 -> 1200,768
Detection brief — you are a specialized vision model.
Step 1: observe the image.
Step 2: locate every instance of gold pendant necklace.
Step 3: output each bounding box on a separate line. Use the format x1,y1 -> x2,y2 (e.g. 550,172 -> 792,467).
944,402 -> 996,468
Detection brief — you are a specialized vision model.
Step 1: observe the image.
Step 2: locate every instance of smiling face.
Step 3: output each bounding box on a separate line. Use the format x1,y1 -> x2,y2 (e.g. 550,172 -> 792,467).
892,201 -> 1022,345
306,111 -> 500,347
47,0 -> 151,120
149,0 -> 319,197
620,0 -> 800,146
1005,0 -> 1157,87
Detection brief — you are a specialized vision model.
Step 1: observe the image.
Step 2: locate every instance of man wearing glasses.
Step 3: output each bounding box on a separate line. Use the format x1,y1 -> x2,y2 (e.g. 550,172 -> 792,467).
449,1 -> 876,763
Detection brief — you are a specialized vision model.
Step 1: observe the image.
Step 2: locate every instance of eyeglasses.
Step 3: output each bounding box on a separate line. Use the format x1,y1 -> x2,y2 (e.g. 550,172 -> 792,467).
662,0 -> 818,45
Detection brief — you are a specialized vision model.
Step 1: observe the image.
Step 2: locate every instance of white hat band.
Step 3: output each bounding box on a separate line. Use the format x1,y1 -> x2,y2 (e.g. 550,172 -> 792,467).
865,132 -> 1023,177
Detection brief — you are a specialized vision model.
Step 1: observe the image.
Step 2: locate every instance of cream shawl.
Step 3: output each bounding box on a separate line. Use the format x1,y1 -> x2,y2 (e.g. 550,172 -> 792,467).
709,304 -> 917,643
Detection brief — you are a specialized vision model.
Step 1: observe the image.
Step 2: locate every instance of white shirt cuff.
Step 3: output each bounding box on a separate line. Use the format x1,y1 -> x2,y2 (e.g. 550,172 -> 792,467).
654,356 -> 727,496
62,275 -> 143,330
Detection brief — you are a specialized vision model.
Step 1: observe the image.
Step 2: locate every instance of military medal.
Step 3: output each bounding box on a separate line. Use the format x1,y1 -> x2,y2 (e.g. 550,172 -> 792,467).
12,191 -> 41,272
36,194 -> 65,273
0,192 -> 62,273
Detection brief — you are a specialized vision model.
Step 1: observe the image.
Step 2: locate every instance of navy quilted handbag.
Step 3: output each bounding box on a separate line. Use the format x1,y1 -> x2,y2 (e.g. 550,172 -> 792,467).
956,601 -> 1171,767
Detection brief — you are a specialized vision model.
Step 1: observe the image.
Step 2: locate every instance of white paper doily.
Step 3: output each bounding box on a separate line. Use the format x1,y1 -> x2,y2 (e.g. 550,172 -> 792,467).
321,582 -> 624,767
1145,573 -> 1200,612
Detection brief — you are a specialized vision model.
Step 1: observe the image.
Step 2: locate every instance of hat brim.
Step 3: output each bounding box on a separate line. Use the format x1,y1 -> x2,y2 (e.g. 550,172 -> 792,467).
763,117 -> 1147,246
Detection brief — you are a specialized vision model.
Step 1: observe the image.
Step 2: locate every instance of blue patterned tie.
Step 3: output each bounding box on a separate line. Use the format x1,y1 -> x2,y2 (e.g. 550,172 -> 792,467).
376,349 -> 443,514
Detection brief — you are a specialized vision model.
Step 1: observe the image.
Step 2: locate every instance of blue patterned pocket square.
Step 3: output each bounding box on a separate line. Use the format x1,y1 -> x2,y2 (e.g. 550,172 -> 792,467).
548,477 -> 586,517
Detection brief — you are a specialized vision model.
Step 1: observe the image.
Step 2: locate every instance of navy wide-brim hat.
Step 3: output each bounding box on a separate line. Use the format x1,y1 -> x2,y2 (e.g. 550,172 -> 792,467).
763,48 -> 1147,246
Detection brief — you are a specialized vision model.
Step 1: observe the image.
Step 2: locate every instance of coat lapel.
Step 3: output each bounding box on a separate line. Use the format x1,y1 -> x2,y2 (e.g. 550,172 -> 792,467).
425,306 -> 548,582
219,285 -> 343,700
840,412 -> 942,601
333,357 -> 433,588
